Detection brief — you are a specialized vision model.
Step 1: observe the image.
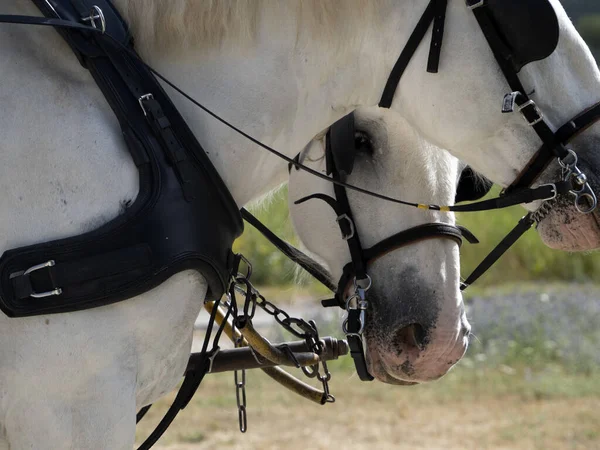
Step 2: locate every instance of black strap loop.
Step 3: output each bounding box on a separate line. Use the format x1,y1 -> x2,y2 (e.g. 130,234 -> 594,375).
379,0 -> 441,108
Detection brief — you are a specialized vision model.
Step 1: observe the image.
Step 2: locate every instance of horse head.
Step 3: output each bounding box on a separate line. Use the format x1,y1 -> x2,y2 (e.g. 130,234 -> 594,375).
288,107 -> 469,384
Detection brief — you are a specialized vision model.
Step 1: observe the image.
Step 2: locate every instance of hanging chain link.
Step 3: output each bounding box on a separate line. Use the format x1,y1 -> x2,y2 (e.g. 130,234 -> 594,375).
228,257 -> 335,407
233,330 -> 247,433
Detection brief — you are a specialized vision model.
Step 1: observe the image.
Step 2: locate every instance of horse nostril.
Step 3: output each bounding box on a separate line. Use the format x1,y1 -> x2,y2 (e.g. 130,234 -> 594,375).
394,323 -> 428,352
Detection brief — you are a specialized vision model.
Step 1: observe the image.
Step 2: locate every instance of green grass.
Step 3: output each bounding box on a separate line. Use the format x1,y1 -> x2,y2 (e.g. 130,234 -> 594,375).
236,186 -> 600,289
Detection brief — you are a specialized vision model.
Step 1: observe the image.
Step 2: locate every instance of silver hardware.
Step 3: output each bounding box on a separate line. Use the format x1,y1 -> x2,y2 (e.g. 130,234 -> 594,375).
207,347 -> 220,373
233,332 -> 247,433
502,92 -> 520,113
342,284 -> 369,335
466,0 -> 485,9
342,313 -> 366,335
354,274 -> 372,292
138,93 -> 154,116
23,260 -> 63,299
336,214 -> 355,240
572,172 -> 588,193
538,183 -> 558,201
345,294 -> 360,311
558,149 -> 578,170
557,149 -> 598,214
81,6 -> 106,33
575,192 -> 597,214
518,100 -> 544,126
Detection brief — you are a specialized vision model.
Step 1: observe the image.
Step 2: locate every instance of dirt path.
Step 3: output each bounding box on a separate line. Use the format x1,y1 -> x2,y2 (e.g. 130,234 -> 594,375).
138,368 -> 600,450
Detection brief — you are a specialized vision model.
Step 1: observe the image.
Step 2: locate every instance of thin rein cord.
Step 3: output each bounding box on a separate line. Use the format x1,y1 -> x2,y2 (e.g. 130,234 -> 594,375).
0,14 -> 549,214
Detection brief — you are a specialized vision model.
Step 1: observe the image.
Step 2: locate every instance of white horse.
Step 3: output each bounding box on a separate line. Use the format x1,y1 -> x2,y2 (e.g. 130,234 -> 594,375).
0,0 -> 599,448
289,107 -> 467,385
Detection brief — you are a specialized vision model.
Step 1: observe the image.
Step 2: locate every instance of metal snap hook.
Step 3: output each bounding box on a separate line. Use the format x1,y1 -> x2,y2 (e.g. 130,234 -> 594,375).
570,171 -> 588,194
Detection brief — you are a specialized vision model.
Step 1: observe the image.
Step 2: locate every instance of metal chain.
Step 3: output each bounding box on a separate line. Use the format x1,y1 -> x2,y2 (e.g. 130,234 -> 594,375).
233,330 -> 247,433
307,320 -> 334,403
230,263 -> 335,403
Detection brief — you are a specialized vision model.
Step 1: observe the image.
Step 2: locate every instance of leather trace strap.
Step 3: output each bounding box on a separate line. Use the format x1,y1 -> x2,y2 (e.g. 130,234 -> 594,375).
460,213 -> 535,290
240,208 -> 336,292
136,297 -> 229,450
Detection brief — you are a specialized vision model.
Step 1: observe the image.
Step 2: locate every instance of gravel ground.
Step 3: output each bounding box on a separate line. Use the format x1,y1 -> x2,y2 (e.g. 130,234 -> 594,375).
465,283 -> 600,368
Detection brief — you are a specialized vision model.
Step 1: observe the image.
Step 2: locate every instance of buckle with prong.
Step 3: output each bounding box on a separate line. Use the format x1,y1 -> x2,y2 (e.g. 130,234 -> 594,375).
81,5 -> 106,33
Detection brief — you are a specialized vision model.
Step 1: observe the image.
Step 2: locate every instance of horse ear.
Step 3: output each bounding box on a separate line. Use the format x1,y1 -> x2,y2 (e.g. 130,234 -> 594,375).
455,167 -> 493,203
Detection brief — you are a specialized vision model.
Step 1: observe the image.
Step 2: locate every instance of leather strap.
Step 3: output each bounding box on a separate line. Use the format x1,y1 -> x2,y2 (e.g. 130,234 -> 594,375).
346,309 -> 374,381
427,0 -> 448,74
461,213 -> 535,289
136,298 -> 226,450
379,0 -> 447,108
240,209 -> 336,292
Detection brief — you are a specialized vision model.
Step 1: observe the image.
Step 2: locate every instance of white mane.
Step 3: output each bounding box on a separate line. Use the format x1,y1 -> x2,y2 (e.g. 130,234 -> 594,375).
114,0 -> 381,53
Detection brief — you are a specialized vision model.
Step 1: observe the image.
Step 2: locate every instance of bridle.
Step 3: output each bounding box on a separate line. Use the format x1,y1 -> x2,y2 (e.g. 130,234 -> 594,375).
0,0 -> 599,390
285,0 -> 600,380
289,113 -> 479,380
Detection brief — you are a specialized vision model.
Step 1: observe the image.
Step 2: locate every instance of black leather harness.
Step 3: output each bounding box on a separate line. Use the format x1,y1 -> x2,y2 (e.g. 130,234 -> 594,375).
1,0 -> 600,447
0,0 -> 243,317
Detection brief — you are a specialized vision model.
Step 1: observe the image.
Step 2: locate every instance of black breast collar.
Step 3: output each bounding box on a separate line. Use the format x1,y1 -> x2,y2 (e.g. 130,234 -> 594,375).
0,0 -> 243,317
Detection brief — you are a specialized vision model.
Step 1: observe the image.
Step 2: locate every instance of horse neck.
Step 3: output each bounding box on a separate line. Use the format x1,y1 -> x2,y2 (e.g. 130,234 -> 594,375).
121,1 -> 407,206
3,0 -> 412,209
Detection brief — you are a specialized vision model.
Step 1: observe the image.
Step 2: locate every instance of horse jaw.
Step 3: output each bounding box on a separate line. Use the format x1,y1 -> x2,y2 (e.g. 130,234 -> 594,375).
360,247 -> 469,385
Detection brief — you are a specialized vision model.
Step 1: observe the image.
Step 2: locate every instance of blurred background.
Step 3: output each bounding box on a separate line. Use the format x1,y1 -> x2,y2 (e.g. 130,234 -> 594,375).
137,3 -> 600,449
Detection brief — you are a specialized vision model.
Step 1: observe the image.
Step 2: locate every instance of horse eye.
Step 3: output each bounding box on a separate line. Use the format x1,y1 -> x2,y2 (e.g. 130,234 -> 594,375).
354,131 -> 374,155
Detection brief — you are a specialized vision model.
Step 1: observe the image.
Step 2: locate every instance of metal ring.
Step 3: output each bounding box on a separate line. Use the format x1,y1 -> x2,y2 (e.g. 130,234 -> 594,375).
575,193 -> 597,214
353,274 -> 372,292
342,317 -> 350,334
558,149 -> 578,170
345,294 -> 360,311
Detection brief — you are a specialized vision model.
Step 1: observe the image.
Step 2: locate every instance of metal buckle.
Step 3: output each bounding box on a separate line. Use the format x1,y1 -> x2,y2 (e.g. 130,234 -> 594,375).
343,285 -> 369,335
336,214 -> 355,240
138,93 -> 154,116
342,310 -> 367,335
518,100 -> 544,126
466,0 -> 485,10
23,260 -> 63,299
538,183 -> 558,201
81,5 -> 106,33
